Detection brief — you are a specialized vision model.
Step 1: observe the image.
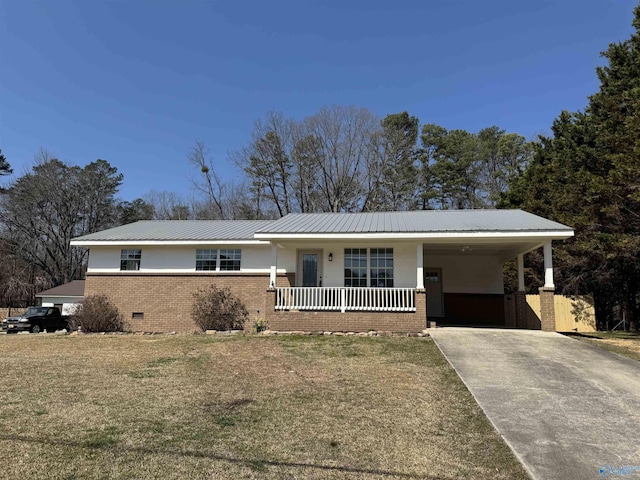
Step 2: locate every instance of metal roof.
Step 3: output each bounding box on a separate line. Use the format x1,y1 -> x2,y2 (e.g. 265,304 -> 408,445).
254,210 -> 572,235
71,210 -> 573,244
36,280 -> 85,298
72,220 -> 274,242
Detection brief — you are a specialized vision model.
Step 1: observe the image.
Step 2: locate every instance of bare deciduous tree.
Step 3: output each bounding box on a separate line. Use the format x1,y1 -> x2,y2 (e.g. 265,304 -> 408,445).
188,141 -> 226,219
298,106 -> 380,212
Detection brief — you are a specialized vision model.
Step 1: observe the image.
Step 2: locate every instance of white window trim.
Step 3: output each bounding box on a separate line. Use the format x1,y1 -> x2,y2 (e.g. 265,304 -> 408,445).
120,249 -> 141,271
195,248 -> 242,272
196,248 -> 218,272
370,247 -> 394,288
344,247 -> 394,287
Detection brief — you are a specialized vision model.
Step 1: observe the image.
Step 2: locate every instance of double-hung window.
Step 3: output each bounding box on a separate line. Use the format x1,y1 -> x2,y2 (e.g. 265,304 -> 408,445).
370,248 -> 394,287
344,248 -> 393,287
344,248 -> 368,287
219,249 -> 241,271
196,248 -> 241,271
120,249 -> 141,271
196,249 -> 217,271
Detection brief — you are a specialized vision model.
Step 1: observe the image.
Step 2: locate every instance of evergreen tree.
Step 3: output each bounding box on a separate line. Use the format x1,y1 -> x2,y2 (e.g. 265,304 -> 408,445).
503,4 -> 640,326
0,149 -> 12,177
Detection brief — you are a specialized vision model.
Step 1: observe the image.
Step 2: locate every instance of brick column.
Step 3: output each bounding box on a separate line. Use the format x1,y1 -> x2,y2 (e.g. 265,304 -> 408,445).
416,288 -> 429,328
265,288 -> 276,325
515,291 -> 528,329
539,287 -> 556,332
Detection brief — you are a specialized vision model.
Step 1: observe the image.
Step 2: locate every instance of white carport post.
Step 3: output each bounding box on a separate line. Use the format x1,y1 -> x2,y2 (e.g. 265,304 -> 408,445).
416,244 -> 424,290
517,253 -> 525,292
543,241 -> 554,288
269,243 -> 278,289
416,243 -> 428,328
514,253 -> 527,329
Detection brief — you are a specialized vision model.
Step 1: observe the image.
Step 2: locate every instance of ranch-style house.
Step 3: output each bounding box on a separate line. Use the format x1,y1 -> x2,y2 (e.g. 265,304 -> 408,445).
70,209 -> 574,333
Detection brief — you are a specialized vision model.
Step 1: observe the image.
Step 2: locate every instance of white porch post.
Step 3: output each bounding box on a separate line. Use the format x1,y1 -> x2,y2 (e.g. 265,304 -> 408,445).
269,243 -> 278,289
543,241 -> 554,288
517,253 -> 525,292
416,244 -> 424,289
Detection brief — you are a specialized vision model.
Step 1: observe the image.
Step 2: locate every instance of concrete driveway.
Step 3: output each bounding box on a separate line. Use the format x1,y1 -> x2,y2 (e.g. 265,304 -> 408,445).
430,328 -> 640,480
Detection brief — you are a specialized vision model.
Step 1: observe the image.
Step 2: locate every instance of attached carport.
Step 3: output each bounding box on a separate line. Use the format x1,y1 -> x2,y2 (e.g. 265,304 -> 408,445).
422,228 -> 573,331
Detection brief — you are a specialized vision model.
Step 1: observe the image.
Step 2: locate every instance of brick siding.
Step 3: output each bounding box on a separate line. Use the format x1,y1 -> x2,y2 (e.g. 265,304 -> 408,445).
84,273 -> 277,333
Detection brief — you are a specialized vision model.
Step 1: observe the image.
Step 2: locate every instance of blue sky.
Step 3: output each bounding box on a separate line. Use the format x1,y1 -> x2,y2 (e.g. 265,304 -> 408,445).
1,0 -> 637,201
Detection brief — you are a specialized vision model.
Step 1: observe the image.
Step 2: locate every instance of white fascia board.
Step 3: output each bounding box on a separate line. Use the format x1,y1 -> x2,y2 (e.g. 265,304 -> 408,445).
253,231 -> 574,241
70,239 -> 271,247
85,268 -> 284,274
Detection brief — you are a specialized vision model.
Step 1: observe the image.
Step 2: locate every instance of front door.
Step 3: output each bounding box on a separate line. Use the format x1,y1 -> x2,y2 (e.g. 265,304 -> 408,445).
298,250 -> 322,287
425,268 -> 444,317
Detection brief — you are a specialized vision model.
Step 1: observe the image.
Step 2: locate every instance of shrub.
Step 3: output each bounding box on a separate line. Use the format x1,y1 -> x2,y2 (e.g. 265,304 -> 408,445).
71,295 -> 124,333
253,318 -> 268,333
192,285 -> 248,331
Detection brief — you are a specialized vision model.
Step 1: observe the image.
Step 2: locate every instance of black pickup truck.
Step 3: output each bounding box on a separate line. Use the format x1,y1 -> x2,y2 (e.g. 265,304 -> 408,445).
2,306 -> 71,334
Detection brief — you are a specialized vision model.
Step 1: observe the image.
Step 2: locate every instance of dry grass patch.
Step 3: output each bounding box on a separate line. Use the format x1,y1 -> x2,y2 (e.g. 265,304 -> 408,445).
0,334 -> 528,479
568,331 -> 640,361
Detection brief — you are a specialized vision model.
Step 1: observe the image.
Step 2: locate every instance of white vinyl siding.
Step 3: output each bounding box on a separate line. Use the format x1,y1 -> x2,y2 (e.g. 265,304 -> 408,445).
88,246 -> 265,273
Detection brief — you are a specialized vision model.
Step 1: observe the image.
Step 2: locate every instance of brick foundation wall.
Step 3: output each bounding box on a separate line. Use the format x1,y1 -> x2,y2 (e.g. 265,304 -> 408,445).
277,273 -> 295,288
84,273 -> 277,333
264,288 -> 427,333
85,273 -> 426,334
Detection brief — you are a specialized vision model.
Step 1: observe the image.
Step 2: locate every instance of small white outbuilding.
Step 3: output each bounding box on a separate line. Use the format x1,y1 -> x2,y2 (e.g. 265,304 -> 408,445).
36,280 -> 85,316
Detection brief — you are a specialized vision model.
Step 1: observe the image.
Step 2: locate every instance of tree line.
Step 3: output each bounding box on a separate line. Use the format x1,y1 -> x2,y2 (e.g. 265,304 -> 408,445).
0,113 -> 533,308
501,4 -> 640,328
226,108 -> 533,217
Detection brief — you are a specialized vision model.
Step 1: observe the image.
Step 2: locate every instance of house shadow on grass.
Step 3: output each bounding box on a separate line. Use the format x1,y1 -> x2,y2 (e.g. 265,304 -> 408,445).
0,433 -> 434,479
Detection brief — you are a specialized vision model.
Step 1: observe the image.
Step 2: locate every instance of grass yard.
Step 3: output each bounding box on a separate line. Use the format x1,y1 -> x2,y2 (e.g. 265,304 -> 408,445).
568,331 -> 640,362
0,334 -> 528,480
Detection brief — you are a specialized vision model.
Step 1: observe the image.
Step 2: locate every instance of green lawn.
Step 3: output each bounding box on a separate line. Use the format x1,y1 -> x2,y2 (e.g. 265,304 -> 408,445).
0,334 -> 528,479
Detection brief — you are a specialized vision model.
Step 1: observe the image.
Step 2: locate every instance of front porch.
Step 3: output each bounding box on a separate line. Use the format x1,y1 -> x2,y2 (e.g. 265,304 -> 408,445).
274,286 -> 417,312
265,284 -> 427,333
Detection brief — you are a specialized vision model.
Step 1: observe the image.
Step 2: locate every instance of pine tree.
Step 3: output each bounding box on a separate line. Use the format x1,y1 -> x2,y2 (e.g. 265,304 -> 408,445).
502,4 -> 640,327
0,149 -> 12,176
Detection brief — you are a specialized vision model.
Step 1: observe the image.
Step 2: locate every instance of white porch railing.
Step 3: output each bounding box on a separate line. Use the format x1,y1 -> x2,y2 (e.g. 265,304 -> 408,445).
275,287 -> 416,312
